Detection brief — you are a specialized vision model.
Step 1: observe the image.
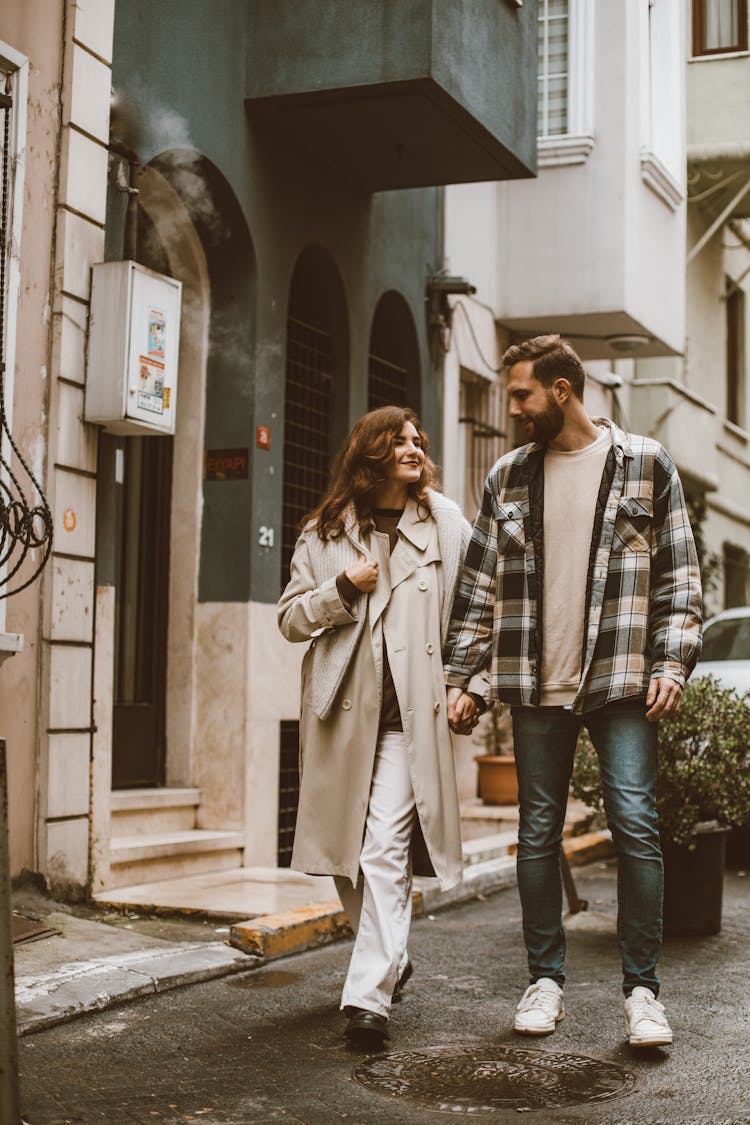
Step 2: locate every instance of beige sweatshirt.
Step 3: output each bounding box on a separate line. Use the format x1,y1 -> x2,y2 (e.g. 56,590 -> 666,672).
540,426 -> 612,706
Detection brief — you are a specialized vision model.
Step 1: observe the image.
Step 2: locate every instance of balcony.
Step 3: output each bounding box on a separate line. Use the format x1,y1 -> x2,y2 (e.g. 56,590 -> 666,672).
627,379 -> 718,493
245,0 -> 537,192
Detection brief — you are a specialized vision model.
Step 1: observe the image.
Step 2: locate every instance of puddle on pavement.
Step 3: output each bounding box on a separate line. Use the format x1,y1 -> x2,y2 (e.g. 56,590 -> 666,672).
354,1044 -> 636,1114
229,969 -> 301,989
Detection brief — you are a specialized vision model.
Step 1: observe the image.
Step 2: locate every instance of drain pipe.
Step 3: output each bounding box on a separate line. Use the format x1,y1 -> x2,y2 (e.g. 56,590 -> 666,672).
109,137 -> 140,260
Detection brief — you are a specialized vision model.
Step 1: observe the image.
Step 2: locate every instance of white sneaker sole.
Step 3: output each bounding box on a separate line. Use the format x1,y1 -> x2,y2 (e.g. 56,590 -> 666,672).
628,1031 -> 673,1047
514,1010 -> 564,1036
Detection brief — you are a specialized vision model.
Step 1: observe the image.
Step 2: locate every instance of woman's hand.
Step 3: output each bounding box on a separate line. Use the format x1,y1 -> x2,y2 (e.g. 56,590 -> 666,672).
447,687 -> 481,735
346,553 -> 379,593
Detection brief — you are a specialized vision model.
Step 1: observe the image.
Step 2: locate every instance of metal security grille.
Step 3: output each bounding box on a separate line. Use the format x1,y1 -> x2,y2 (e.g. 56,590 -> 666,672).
368,352 -> 408,410
281,317 -> 334,588
0,79 -> 52,598
278,721 -> 301,867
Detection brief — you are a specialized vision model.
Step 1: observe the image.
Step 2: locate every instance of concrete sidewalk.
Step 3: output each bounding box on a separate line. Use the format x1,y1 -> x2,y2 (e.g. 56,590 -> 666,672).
12,820 -> 612,1036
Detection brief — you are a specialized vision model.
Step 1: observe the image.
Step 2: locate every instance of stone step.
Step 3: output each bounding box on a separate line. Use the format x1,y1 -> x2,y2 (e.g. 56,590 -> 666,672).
462,831 -> 518,866
111,788 -> 201,835
107,829 -> 245,889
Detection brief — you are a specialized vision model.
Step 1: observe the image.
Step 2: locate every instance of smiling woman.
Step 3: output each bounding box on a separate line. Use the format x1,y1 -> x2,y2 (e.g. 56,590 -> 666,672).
277,405 -> 488,1049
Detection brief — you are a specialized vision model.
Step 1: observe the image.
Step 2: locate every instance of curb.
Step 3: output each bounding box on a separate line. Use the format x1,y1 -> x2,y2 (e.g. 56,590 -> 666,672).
15,941 -> 254,1037
16,829 -> 613,1035
229,829 -> 613,960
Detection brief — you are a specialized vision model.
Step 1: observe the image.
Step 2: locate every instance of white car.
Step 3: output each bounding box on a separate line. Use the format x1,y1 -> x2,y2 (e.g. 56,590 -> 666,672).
693,607 -> 750,696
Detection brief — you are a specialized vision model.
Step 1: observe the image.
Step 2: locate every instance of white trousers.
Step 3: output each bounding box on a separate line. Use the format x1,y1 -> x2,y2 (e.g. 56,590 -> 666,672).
334,731 -> 415,1017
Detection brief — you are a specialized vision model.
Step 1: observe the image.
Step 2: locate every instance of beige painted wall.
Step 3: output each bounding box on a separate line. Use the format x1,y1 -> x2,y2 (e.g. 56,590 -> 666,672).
1,1 -> 65,875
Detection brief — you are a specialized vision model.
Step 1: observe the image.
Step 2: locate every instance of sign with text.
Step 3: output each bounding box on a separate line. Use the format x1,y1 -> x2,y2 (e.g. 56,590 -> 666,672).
205,448 -> 249,481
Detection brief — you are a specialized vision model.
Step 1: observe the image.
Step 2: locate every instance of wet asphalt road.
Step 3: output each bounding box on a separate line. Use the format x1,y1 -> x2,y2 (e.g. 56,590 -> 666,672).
18,862 -> 750,1125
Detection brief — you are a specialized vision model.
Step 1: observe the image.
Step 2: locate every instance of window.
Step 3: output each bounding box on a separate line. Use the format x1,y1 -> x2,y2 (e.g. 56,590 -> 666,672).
693,0 -> 748,56
726,278 -> 745,426
701,612 -> 750,658
640,0 -> 684,209
537,0 -> 569,137
536,0 -> 594,166
0,45 -> 28,632
458,373 -> 507,517
723,544 -> 750,608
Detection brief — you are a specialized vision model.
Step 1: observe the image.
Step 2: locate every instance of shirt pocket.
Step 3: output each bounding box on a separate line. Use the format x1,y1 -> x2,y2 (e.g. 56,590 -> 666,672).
613,496 -> 653,554
496,501 -> 526,556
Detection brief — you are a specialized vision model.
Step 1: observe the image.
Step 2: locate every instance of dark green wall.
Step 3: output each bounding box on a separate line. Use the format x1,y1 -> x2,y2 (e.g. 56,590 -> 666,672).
106,0 -> 487,603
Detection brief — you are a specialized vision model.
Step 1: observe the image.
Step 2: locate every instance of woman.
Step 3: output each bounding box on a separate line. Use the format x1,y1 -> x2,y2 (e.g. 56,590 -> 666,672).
278,406 -> 486,1047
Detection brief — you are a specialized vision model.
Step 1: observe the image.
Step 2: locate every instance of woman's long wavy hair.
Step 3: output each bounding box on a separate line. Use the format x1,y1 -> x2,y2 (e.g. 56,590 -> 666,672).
305,406 -> 440,541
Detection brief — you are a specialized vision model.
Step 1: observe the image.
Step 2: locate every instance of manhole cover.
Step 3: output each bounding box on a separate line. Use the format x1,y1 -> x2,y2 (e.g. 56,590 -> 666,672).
353,1044 -> 636,1115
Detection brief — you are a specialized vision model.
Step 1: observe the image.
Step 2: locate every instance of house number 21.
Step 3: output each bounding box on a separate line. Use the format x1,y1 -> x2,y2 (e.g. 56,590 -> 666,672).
258,526 -> 275,547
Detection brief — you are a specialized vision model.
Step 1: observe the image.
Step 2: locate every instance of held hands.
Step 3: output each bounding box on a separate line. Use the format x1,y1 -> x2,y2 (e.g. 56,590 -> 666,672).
447,686 -> 481,736
645,677 -> 683,722
346,553 -> 379,593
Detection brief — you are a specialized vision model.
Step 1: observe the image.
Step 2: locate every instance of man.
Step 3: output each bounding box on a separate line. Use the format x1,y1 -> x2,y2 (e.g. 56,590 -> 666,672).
445,335 -> 702,1047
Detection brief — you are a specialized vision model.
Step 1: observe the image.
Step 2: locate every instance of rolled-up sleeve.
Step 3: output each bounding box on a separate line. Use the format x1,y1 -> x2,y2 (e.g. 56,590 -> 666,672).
278,535 -> 357,643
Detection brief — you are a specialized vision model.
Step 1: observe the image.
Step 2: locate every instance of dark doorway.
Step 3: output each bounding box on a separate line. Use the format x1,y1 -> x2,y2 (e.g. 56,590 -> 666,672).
112,434 -> 173,787
111,206 -> 174,788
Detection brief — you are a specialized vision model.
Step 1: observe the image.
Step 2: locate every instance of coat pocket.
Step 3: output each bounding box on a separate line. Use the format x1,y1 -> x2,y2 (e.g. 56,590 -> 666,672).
496,501 -> 526,555
613,496 -> 653,554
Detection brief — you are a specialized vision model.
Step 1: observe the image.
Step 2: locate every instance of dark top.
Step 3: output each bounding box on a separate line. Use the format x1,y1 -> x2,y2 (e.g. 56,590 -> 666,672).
335,509 -> 404,732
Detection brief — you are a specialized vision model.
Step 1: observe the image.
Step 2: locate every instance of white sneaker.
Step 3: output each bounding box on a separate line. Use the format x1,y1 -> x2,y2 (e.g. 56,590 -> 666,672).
514,978 -> 564,1035
624,987 -> 673,1047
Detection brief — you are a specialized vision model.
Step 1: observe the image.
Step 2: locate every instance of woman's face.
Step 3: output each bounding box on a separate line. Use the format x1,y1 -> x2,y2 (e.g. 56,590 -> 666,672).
387,420 -> 425,486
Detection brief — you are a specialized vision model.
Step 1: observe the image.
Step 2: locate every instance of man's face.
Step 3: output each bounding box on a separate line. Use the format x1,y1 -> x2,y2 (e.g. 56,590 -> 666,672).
507,360 -> 565,443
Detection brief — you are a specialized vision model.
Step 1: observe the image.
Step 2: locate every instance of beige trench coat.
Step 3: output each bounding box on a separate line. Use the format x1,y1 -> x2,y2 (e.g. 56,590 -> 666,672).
277,492 -> 488,892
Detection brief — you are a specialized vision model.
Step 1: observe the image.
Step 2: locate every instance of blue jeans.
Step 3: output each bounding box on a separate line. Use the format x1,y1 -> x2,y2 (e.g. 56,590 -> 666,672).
511,697 -> 662,997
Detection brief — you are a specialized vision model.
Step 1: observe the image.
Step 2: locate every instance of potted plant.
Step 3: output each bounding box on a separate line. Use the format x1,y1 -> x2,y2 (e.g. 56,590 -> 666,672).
572,675 -> 750,936
474,705 -> 518,805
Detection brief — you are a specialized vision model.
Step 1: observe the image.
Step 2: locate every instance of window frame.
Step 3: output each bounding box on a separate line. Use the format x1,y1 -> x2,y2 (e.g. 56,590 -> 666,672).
536,0 -> 595,168
726,277 -> 746,428
0,43 -> 29,634
692,0 -> 748,57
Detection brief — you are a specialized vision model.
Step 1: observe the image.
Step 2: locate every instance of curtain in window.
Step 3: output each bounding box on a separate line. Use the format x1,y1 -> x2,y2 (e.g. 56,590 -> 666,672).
705,0 -> 739,49
538,0 -> 569,137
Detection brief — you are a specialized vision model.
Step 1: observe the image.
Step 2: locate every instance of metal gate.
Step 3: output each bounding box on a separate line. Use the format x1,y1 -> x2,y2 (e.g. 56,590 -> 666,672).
368,352 -> 408,410
278,721 -> 300,867
281,316 -> 334,589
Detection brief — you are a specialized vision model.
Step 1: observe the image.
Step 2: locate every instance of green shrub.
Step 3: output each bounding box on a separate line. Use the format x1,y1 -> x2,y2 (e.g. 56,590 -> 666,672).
572,675 -> 750,848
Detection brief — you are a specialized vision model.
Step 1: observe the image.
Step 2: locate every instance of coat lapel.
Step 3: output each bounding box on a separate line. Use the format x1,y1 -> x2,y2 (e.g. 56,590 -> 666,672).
389,499 -> 440,590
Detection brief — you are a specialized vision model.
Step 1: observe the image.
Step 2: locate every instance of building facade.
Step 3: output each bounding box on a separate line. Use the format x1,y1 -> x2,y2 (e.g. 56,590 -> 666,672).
2,0 -> 536,895
442,0 -> 750,627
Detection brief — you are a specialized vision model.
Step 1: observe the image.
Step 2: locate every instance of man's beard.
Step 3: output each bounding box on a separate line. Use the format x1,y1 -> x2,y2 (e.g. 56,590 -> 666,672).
529,394 -> 564,443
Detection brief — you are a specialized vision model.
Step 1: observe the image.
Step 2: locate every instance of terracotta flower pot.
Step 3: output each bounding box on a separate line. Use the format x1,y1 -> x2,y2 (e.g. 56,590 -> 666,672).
474,754 -> 519,805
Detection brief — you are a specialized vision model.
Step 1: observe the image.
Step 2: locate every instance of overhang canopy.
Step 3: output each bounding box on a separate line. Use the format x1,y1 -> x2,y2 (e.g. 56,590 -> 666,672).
245,0 -> 538,192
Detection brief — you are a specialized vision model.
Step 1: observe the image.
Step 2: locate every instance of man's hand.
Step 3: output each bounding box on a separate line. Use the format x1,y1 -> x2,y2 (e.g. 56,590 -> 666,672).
645,677 -> 683,722
447,686 -> 480,735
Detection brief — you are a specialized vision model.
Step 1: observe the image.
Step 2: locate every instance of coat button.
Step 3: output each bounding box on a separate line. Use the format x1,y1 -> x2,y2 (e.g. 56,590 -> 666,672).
425,642 -> 434,654
433,701 -> 440,713
342,699 -> 352,711
417,580 -> 428,591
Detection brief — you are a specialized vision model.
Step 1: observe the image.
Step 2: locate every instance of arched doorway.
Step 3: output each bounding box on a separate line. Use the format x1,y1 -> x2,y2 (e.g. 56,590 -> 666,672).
278,246 -> 348,864
367,290 -> 421,413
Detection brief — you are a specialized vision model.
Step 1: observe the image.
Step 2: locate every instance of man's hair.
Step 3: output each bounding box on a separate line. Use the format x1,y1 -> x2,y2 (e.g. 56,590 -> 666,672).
502,334 -> 586,400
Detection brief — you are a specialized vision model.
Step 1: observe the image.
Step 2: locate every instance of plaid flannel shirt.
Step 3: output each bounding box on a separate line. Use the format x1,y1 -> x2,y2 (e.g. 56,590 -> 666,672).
444,419 -> 703,714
